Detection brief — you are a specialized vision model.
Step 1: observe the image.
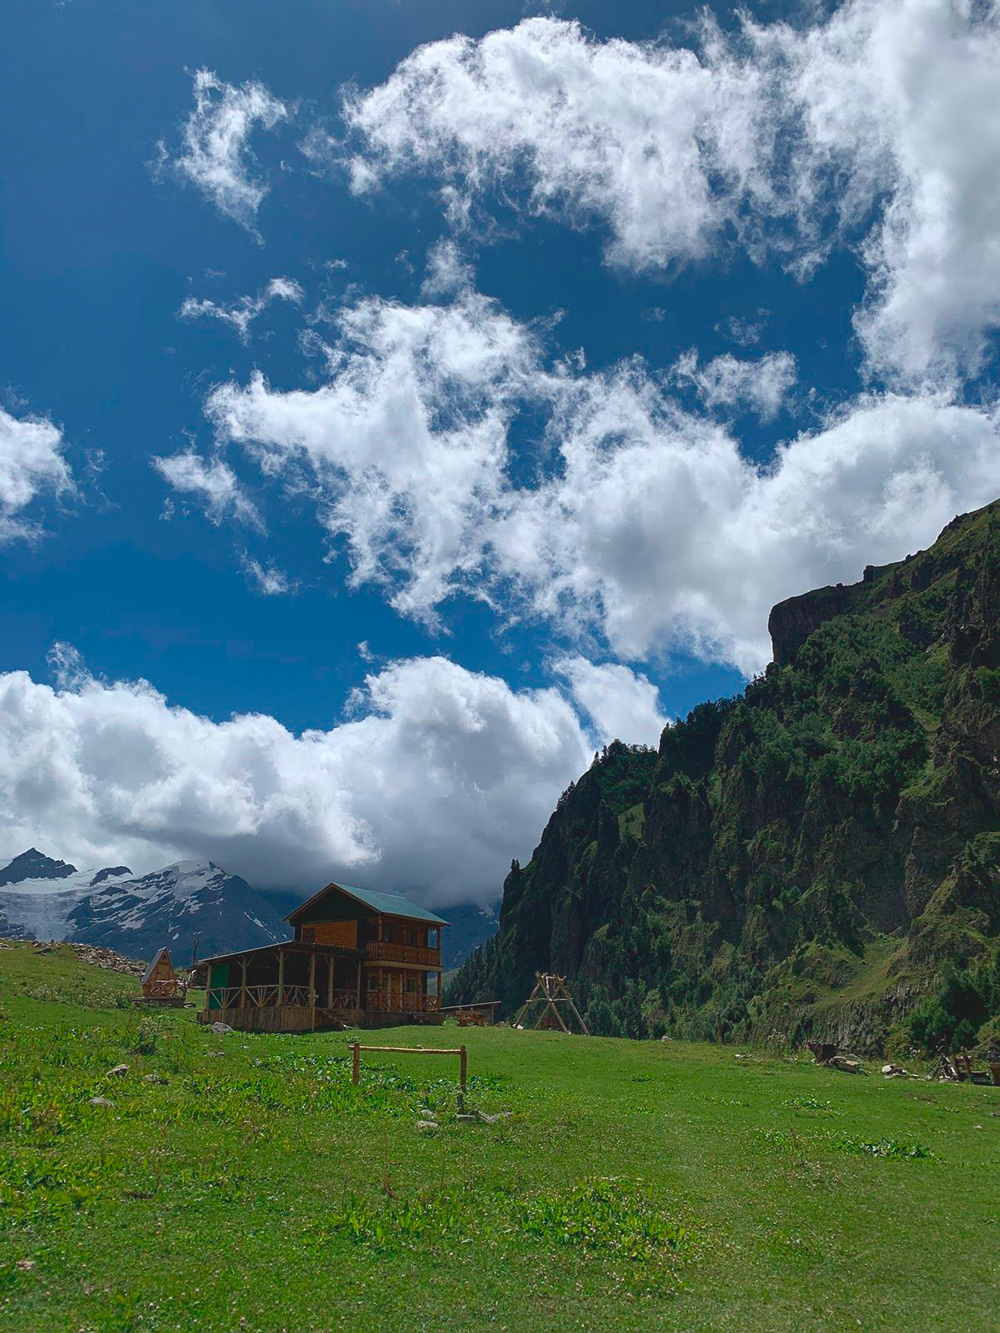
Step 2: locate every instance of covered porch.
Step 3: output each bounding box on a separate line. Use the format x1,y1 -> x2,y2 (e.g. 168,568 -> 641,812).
198,941 -> 364,1032
197,941 -> 443,1031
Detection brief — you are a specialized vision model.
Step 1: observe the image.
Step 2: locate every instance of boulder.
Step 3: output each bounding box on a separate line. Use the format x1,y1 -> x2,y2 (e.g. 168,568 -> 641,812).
829,1056 -> 862,1074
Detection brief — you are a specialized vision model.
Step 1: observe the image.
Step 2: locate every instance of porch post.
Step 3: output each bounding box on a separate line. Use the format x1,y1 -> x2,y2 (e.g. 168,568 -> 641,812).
308,951 -> 317,1031
277,948 -> 285,1007
327,955 -> 334,1008
240,956 -> 248,1009
356,959 -> 362,1010
205,962 -> 213,1013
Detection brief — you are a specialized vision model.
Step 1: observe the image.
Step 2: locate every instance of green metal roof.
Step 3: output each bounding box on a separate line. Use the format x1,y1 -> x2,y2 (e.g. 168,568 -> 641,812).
288,881 -> 448,927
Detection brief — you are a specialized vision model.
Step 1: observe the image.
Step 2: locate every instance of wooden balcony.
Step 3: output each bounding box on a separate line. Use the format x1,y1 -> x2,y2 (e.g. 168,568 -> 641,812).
366,941 -> 441,967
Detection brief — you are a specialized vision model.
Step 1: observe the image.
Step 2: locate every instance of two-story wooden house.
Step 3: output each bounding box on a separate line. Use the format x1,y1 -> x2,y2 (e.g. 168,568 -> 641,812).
196,881 -> 447,1033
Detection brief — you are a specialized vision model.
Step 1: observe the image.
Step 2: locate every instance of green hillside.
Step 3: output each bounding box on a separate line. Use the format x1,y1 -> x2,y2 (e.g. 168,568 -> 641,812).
3,943 -> 1000,1331
450,502 -> 1000,1053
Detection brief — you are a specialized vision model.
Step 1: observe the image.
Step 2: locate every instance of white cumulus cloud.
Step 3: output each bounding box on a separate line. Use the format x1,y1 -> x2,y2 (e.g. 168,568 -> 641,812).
0,405 -> 73,543
344,16 -> 775,273
0,654 -> 593,903
344,2 -> 1000,385
204,286 -> 1000,673
554,656 -> 668,747
206,289 -> 540,622
492,380 -> 1000,671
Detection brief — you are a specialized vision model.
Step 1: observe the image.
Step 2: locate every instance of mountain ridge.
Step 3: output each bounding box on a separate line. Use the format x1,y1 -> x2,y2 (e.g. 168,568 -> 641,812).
448,500 -> 1000,1054
0,853 -> 286,962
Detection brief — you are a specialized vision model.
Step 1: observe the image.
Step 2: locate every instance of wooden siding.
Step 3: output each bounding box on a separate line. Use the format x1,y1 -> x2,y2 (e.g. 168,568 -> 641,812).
302,920 -> 358,948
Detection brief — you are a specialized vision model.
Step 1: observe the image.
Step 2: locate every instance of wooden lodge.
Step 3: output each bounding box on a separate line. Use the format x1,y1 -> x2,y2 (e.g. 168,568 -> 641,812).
197,881 -> 448,1033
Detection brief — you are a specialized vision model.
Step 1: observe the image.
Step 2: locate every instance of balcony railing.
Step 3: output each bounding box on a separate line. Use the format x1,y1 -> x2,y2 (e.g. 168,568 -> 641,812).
367,990 -> 441,1013
366,941 -> 440,967
205,985 -> 359,1011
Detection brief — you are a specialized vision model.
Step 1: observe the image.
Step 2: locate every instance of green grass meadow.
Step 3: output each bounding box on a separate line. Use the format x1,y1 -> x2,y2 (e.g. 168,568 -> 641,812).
2,943 -> 999,1332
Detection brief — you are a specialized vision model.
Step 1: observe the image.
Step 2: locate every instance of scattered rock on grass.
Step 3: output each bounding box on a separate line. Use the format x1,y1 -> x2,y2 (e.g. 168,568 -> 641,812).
89,1096 -> 113,1107
106,1064 -> 129,1078
415,1119 -> 438,1132
209,1022 -> 234,1034
829,1056 -> 862,1074
16,1259 -> 35,1272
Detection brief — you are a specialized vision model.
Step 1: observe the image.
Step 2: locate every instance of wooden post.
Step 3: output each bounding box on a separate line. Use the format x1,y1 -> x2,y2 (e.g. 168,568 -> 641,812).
308,951 -> 317,1031
327,955 -> 334,1009
351,1041 -> 360,1085
240,956 -> 248,1009
356,959 -> 362,1010
459,1044 -> 467,1094
277,948 -> 285,1008
205,962 -> 213,1012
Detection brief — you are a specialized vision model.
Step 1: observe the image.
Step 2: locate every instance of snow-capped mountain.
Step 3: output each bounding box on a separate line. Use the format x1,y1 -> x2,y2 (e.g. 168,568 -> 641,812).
0,848 -> 288,962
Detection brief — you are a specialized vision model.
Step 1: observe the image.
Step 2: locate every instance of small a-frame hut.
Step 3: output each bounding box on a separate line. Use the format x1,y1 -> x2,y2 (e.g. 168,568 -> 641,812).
513,973 -> 589,1035
140,947 -> 186,1005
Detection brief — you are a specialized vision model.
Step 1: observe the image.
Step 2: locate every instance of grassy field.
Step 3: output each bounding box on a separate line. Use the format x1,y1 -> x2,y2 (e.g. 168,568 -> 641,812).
2,943 -> 999,1332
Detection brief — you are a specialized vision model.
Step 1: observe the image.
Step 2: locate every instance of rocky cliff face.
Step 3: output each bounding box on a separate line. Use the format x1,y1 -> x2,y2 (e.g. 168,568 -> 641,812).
449,501 -> 1000,1053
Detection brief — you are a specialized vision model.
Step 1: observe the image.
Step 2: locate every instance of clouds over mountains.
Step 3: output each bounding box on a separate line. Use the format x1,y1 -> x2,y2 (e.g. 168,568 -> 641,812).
0,651 -> 650,903
12,0 -> 1000,902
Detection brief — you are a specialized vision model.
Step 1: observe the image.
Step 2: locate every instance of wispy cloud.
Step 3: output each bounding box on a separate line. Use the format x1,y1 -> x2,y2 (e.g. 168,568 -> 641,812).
151,451 -> 263,531
179,276 -> 304,343
159,68 -> 289,239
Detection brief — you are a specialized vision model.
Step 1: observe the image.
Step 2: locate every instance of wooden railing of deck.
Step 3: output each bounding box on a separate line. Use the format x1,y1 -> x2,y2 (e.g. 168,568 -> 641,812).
205,985 -> 358,1011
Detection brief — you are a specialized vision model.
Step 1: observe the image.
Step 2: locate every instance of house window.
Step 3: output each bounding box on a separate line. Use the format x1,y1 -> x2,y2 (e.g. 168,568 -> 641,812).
406,977 -> 418,993
381,921 -> 394,943
404,927 -> 416,947
427,928 -> 438,949
367,973 -> 377,989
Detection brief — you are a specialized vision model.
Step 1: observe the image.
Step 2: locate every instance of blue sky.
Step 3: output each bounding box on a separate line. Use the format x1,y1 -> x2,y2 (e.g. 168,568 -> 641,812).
2,0 -> 1000,902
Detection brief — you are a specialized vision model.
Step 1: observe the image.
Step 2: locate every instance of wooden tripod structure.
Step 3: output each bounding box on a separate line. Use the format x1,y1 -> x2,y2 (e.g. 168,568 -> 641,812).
513,972 -> 590,1035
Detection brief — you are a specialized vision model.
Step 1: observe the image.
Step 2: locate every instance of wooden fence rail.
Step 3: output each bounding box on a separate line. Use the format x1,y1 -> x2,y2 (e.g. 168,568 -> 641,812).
350,1042 -> 467,1092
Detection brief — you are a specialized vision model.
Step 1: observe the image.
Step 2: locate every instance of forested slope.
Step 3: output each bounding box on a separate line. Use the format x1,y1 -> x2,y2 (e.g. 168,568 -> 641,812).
450,502 -> 1000,1053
